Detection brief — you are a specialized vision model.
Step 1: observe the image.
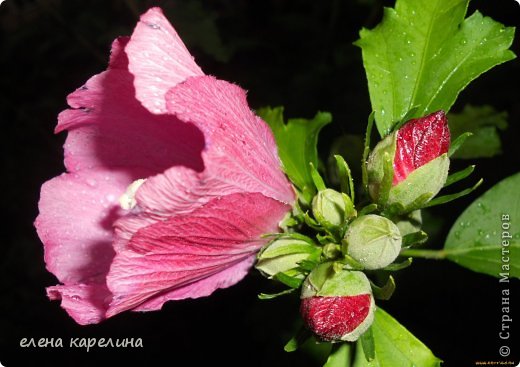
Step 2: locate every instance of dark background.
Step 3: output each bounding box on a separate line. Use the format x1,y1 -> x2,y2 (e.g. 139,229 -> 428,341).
1,0 -> 519,366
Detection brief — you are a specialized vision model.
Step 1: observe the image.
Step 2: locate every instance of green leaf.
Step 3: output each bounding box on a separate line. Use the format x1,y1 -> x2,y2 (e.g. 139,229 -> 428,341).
324,343 -> 352,367
448,105 -> 509,159
353,309 -> 441,367
444,173 -> 520,279
356,0 -> 516,136
258,106 -> 332,202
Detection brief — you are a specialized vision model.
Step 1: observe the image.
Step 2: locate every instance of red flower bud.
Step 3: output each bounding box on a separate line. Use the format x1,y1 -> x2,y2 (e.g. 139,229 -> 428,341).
393,111 -> 450,185
367,110 -> 451,212
300,294 -> 372,342
300,264 -> 375,342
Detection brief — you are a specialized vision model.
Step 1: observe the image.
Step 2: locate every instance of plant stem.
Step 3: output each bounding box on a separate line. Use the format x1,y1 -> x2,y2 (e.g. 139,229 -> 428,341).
400,249 -> 447,260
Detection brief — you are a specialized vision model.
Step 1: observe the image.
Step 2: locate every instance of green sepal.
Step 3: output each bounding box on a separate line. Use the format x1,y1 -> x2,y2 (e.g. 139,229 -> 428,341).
360,327 -> 376,362
303,263 -> 372,298
424,178 -> 483,208
258,288 -> 296,300
394,209 -> 422,236
367,132 -> 396,203
322,243 -> 342,260
448,132 -> 473,157
402,231 -> 428,248
310,162 -> 327,192
316,233 -> 337,245
358,203 -> 378,217
284,327 -> 312,353
362,112 -> 376,192
324,342 -> 352,366
391,106 -> 420,134
382,257 -> 413,271
274,272 -> 304,289
370,276 -> 396,300
303,212 -> 322,231
338,254 -> 365,271
334,154 -> 355,202
298,259 -> 319,272
444,165 -> 475,187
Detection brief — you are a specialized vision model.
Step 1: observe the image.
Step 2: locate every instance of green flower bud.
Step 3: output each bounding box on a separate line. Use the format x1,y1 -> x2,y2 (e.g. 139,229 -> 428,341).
312,189 -> 355,228
300,263 -> 375,342
343,215 -> 402,270
255,237 -> 320,277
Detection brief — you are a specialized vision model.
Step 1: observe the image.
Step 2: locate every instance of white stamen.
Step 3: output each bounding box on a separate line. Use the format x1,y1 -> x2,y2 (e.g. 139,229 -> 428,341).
119,179 -> 146,210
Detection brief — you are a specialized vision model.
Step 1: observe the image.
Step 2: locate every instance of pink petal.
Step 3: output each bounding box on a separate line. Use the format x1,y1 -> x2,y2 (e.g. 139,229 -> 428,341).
393,110 -> 450,185
106,193 -> 290,317
132,256 -> 255,312
126,7 -> 204,114
57,38 -> 205,176
47,284 -> 111,325
165,76 -> 293,201
35,169 -> 139,324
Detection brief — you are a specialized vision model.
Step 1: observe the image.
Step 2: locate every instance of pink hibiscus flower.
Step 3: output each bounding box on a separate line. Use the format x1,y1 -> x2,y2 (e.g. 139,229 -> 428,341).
35,7 -> 295,325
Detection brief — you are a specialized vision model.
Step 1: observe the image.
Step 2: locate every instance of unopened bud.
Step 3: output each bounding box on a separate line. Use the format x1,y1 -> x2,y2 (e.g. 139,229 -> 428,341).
300,263 -> 375,342
256,237 -> 320,277
312,189 -> 355,229
367,111 -> 450,212
343,215 -> 402,270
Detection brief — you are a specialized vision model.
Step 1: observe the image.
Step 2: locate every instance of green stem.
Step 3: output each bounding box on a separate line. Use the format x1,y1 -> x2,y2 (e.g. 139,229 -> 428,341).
400,249 -> 447,260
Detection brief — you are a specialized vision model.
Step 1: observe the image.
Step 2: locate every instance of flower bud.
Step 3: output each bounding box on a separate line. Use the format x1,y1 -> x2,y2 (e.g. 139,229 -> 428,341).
312,189 -> 355,229
343,214 -> 402,270
300,263 -> 375,342
367,111 -> 450,212
255,237 -> 320,277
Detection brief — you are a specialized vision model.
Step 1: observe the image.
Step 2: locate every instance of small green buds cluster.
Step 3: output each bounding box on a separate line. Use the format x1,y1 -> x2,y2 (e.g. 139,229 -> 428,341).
343,215 -> 402,270
253,110 -> 475,351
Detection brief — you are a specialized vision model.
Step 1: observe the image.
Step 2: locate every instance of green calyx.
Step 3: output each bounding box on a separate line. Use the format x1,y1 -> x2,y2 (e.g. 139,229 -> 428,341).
301,263 -> 373,298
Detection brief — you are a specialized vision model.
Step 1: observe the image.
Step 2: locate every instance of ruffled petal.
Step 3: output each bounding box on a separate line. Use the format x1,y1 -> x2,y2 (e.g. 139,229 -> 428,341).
35,169 -> 141,323
57,37 -> 205,176
47,284 -> 111,325
133,75 -> 294,219
106,192 -> 290,317
126,7 -> 204,114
